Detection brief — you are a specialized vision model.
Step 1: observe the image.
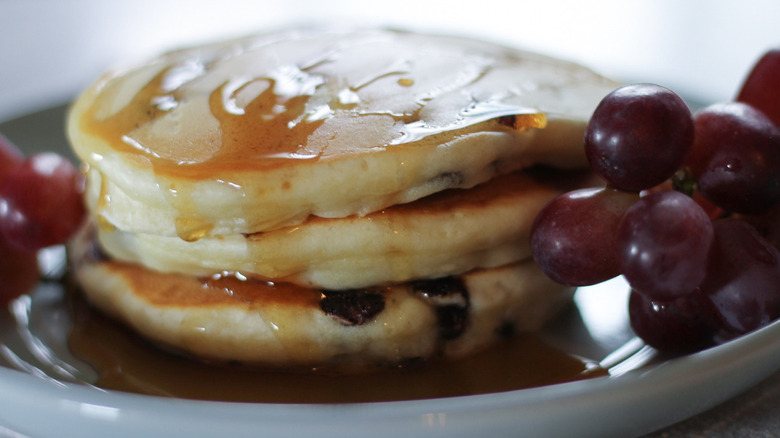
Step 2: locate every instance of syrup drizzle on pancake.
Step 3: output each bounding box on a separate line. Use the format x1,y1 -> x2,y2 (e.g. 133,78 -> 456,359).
77,30 -> 547,176
76,30 -> 557,241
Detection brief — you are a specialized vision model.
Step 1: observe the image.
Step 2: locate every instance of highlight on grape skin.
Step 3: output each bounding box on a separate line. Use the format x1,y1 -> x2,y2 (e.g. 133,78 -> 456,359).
616,190 -> 714,302
0,152 -> 86,253
529,187 -> 638,287
0,137 -> 82,304
583,83 -> 694,193
687,102 -> 780,215
628,289 -> 719,354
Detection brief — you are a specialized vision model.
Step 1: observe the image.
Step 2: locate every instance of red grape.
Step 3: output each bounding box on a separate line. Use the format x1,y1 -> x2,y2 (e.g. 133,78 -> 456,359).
616,190 -> 714,301
530,187 -> 638,286
535,54 -> 780,354
0,235 -> 39,306
642,177 -> 725,220
0,153 -> 86,251
628,289 -> 718,353
584,84 -> 694,192
0,133 -> 24,181
736,49 -> 780,127
0,133 -> 41,305
688,102 -> 780,214
701,218 -> 780,335
741,205 -> 780,250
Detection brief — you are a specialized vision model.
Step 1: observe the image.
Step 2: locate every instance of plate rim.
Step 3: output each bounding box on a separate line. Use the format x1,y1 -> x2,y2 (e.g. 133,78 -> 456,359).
2,316 -> 779,438
2,101 -> 780,437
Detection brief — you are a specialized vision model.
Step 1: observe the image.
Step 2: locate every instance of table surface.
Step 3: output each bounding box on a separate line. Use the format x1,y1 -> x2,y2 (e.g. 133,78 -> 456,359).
644,369 -> 780,437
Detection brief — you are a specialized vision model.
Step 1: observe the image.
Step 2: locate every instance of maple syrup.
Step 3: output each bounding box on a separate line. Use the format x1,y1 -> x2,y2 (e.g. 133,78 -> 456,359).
67,291 -> 606,403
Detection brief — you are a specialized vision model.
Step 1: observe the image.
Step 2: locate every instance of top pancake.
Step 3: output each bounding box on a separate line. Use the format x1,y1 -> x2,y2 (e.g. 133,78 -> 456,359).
67,28 -> 617,239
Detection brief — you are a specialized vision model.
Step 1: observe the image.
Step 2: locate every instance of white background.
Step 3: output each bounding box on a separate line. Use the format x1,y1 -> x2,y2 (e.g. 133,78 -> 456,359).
1,0 -> 779,121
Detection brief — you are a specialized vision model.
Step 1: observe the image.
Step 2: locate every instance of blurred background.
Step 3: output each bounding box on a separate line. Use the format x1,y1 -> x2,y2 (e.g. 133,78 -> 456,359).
1,0 -> 778,121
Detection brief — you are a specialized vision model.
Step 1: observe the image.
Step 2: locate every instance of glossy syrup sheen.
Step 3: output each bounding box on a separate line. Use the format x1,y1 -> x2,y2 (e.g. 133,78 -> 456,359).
76,30 -> 547,179
67,292 -> 606,403
95,260 -> 321,308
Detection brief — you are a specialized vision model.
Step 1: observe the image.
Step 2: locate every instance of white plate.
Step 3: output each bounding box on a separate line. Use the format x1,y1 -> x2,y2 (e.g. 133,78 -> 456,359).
2,104 -> 780,438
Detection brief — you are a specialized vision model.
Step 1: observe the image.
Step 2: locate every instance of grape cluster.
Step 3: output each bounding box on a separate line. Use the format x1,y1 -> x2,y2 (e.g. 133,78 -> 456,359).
0,133 -> 86,305
531,49 -> 780,353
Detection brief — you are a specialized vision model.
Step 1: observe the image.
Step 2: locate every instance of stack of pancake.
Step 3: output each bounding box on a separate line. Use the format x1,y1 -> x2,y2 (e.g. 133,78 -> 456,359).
66,28 -> 617,370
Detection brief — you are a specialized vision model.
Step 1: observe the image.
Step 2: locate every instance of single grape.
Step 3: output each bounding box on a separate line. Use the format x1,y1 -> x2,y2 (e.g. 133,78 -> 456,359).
616,190 -> 714,301
0,153 -> 86,251
701,218 -> 780,335
584,84 -> 694,192
0,133 -> 25,181
0,235 -> 39,306
530,187 -> 638,286
736,48 -> 780,127
628,289 -> 718,353
688,102 -> 780,215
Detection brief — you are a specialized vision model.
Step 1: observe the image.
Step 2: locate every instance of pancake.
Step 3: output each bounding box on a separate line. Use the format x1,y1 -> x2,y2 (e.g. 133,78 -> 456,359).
67,28 -> 618,240
69,229 -> 573,369
66,28 -> 615,369
96,170 -> 588,289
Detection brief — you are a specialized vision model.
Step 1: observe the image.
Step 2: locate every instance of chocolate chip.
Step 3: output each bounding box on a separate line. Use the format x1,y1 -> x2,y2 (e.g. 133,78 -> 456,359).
495,321 -> 516,339
435,305 -> 468,340
411,277 -> 470,340
496,115 -> 517,128
320,289 -> 385,326
411,277 -> 463,297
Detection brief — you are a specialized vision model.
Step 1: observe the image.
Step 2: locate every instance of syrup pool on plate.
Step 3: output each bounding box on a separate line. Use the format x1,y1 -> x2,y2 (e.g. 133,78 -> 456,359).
65,287 -> 606,403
